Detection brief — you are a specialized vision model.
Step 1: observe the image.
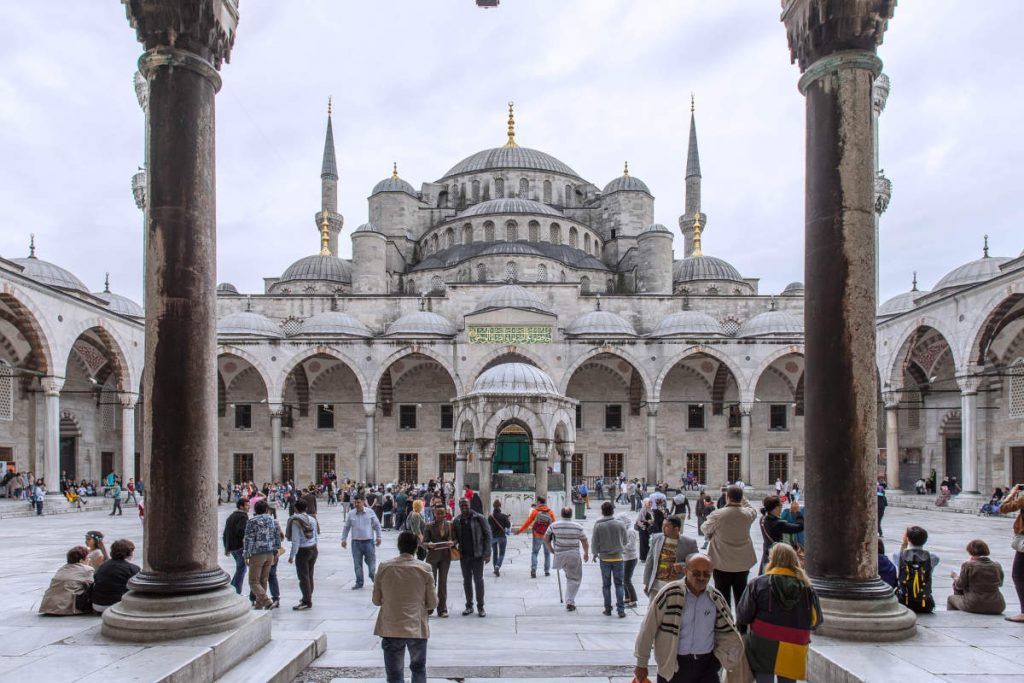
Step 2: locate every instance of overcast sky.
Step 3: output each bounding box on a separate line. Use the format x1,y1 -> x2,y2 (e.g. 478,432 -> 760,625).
1,1 -> 1021,306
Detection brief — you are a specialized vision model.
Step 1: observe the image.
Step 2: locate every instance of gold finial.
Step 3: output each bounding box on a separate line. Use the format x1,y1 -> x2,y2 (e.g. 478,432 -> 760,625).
623,161 -> 629,177
690,93 -> 695,113
319,213 -> 331,256
327,96 -> 332,117
392,162 -> 399,179
983,234 -> 989,258
691,211 -> 703,257
504,101 -> 518,148
28,233 -> 36,258
104,272 -> 111,293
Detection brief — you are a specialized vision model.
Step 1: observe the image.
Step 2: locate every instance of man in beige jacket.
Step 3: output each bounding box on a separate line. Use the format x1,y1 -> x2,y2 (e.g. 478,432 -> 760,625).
700,485 -> 757,610
373,530 -> 438,683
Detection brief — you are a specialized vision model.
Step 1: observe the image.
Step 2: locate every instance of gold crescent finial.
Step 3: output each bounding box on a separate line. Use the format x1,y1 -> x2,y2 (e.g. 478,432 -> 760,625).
319,213 -> 331,256
392,162 -> 399,179
623,161 -> 629,177
505,101 -> 518,148
691,211 -> 703,257
327,96 -> 332,116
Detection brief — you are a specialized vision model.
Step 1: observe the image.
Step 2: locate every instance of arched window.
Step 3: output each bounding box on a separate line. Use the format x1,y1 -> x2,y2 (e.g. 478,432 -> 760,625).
438,189 -> 448,208
481,181 -> 490,201
543,180 -> 552,203
462,224 -> 473,244
536,263 -> 548,282
445,228 -> 455,249
406,279 -> 417,294
584,233 -> 591,253
519,177 -> 529,198
564,184 -> 573,207
0,359 -> 13,421
495,177 -> 505,197
476,263 -> 487,283
431,234 -> 439,254
550,223 -> 562,245
569,227 -> 578,249
430,275 -> 445,294
471,180 -> 480,203
580,275 -> 591,294
458,184 -> 467,209
1010,357 -> 1024,419
606,278 -> 615,293
506,220 -> 518,242
560,270 -> 567,283
528,220 -> 539,242
506,261 -> 518,282
484,221 -> 495,242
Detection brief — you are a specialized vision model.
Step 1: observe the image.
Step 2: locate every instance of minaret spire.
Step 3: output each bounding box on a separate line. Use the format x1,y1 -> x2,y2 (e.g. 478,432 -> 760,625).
321,97 -> 338,181
982,234 -> 989,258
317,97 -> 342,254
685,96 -> 702,207
691,212 -> 703,257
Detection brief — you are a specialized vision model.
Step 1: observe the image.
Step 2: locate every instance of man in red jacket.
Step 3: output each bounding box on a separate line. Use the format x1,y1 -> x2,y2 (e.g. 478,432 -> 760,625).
516,496 -> 555,578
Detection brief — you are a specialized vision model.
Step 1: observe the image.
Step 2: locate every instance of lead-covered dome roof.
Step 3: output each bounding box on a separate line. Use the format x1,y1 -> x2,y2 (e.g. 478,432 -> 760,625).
95,290 -> 143,317
781,282 -> 804,296
673,255 -> 744,283
371,176 -> 418,197
217,311 -> 284,338
566,310 -> 637,337
603,174 -> 650,195
385,311 -> 457,337
473,284 -> 551,314
471,362 -> 559,395
279,254 -> 353,284
459,198 -> 563,219
736,310 -> 803,338
878,289 -> 928,316
933,255 -> 1012,291
217,282 -> 240,295
649,311 -> 725,337
441,147 -> 580,180
12,255 -> 88,293
297,311 -> 373,337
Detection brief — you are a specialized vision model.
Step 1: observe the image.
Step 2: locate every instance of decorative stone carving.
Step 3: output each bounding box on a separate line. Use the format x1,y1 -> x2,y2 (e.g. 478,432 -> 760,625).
133,70 -> 149,114
873,72 -> 891,114
782,0 -> 897,72
131,169 -> 147,211
122,0 -> 239,69
874,172 -> 892,215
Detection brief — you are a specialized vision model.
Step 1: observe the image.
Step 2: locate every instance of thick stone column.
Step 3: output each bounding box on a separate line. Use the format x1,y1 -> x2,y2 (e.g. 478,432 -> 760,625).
882,390 -> 900,490
562,442 -> 574,491
739,402 -> 753,483
363,404 -> 376,484
534,440 -> 550,499
269,404 -> 283,483
454,443 -> 467,499
40,377 -> 63,489
783,0 -> 915,641
104,0 -> 248,642
478,440 -> 494,512
959,375 -> 981,493
645,403 -> 658,484
120,394 -> 137,484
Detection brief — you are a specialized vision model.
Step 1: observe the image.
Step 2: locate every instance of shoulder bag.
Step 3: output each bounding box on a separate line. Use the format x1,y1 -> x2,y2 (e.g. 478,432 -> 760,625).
447,523 -> 461,560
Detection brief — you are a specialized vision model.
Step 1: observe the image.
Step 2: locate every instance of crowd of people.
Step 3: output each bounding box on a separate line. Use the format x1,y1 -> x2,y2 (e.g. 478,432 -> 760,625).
2,468 -> 143,517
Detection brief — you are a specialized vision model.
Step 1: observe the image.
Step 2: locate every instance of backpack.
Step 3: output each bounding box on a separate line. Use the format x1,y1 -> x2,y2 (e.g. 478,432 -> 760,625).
532,508 -> 553,536
896,548 -> 935,613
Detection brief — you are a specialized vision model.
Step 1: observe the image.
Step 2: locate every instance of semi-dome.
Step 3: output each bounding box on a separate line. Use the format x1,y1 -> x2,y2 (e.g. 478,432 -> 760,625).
279,254 -> 353,284
385,311 -> 457,337
217,311 -> 284,338
642,223 -> 672,234
878,289 -> 928,317
441,146 -> 580,180
471,362 -> 559,395
12,255 -> 88,293
473,284 -> 551,314
781,282 -> 804,296
566,310 -> 637,336
933,255 -> 1012,291
602,173 -> 650,195
459,198 -> 563,219
673,255 -> 744,283
297,311 -> 373,337
649,311 -> 725,337
95,290 -> 143,317
217,282 -> 240,295
736,310 -> 803,338
371,176 -> 418,197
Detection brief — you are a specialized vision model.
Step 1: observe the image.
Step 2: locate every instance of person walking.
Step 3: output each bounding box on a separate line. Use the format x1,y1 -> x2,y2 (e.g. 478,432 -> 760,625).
125,478 -> 137,506
223,498 -> 250,594
591,500 -> 628,618
619,512 -> 640,608
999,484 -> 1024,622
636,498 -> 655,562
736,543 -> 822,683
516,496 -> 555,578
242,499 -> 280,610
545,506 -> 589,611
701,484 -> 757,610
876,479 -> 888,536
373,531 -> 438,683
643,515 -> 698,597
758,497 -> 804,574
407,499 -> 428,561
633,553 -> 744,683
423,502 -> 455,617
488,499 -> 511,576
452,498 -> 491,617
342,496 -> 384,589
109,480 -> 123,516
287,498 -> 320,610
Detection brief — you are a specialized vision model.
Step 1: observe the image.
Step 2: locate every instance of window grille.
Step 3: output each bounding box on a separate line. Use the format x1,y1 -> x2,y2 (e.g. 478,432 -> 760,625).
0,361 -> 12,421
1010,358 -> 1024,418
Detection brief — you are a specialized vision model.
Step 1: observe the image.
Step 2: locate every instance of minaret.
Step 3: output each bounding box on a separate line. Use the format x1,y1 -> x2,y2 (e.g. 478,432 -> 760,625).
316,97 -> 343,256
679,94 -> 707,256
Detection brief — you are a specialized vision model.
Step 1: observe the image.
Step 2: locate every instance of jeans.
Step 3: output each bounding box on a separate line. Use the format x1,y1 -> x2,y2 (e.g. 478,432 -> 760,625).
381,637 -> 427,683
296,545 -> 318,605
230,549 -> 247,594
35,500 -> 43,515
460,556 -> 485,609
712,569 -> 748,610
530,535 -> 551,572
111,496 -> 122,515
351,539 -> 376,586
491,534 -> 507,568
1013,551 -> 1024,613
623,558 -> 638,604
600,559 -> 625,613
755,674 -> 795,683
657,653 -> 720,683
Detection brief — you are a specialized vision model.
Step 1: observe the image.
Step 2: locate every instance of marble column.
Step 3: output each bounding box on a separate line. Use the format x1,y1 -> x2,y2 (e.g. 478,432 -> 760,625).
739,402 -> 753,484
120,394 -> 137,484
882,391 -> 901,491
40,377 -> 63,489
478,440 -> 494,512
783,0 -> 915,641
454,443 -> 467,499
959,375 -> 981,493
534,440 -> 550,500
269,404 -> 283,483
645,403 -> 658,484
563,442 -> 574,492
363,404 -> 376,484
104,0 -> 247,642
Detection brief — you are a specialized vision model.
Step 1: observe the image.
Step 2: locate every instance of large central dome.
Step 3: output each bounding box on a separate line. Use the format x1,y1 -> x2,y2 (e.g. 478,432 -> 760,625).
440,146 -> 580,180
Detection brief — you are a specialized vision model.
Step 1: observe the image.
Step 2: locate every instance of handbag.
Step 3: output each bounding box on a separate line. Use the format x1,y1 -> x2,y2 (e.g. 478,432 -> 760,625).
449,545 -> 462,561
1012,533 -> 1024,553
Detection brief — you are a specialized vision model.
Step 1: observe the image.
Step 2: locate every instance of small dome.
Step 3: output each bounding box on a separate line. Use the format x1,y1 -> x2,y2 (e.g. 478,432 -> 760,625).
297,311 -> 373,337
441,147 -> 580,180
566,310 -> 637,336
878,289 -> 928,316
479,242 -> 543,257
673,255 -> 744,283
386,311 -> 457,337
94,290 -> 143,317
371,176 -> 418,197
642,223 -> 672,234
737,310 -> 803,338
649,311 -> 725,337
781,282 -> 804,296
459,198 -> 563,219
217,282 -> 240,295
473,284 -> 551,314
603,174 -> 650,195
12,256 -> 88,293
933,255 -> 1012,291
354,222 -> 383,234
472,362 -> 559,395
279,254 -> 353,284
217,311 -> 283,338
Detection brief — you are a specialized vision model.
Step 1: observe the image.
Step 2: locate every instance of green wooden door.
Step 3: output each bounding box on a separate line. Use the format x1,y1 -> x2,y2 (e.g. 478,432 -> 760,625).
494,432 -> 531,473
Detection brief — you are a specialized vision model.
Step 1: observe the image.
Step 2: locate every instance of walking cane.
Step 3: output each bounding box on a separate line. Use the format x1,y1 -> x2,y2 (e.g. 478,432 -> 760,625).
556,567 -> 563,604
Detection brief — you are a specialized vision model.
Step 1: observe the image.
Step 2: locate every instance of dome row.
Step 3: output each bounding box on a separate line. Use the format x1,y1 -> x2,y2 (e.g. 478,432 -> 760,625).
879,251 -> 1014,317
11,253 -> 142,317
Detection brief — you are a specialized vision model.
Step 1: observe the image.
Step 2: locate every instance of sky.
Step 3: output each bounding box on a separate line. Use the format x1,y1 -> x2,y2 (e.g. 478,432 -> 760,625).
1,1 -> 1021,306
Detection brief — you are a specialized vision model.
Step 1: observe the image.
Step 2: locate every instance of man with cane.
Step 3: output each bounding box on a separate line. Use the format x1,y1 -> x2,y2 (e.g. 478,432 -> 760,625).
545,506 -> 588,611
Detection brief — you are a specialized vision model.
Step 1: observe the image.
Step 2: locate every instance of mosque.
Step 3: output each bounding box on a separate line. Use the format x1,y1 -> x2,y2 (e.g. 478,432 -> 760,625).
1,80 -> 1021,497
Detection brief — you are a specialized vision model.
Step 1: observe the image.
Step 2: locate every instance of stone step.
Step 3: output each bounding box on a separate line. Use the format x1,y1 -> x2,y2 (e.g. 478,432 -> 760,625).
887,493 -> 1005,517
218,630 -> 326,683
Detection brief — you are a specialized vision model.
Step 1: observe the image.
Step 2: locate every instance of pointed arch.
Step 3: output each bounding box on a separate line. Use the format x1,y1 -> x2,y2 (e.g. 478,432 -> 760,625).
745,346 -> 806,399
61,318 -> 136,393
655,345 -> 746,403
0,288 -> 56,376
218,345 -> 275,400
275,346 -> 369,405
482,403 -> 548,441
883,316 -> 961,390
368,346 -> 459,406
966,292 -> 1024,366
559,346 -> 655,404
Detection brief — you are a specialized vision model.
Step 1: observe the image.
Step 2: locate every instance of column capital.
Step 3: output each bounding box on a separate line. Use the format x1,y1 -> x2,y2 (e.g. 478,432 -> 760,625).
268,403 -> 286,419
138,47 -> 223,91
118,392 -> 138,410
40,377 -> 64,396
479,440 -> 495,461
958,375 -> 982,395
124,0 -> 239,70
881,390 -> 902,409
363,403 -> 376,418
797,50 -> 882,94
872,72 -> 891,114
646,401 -> 659,417
739,401 -> 754,416
782,0 -> 896,73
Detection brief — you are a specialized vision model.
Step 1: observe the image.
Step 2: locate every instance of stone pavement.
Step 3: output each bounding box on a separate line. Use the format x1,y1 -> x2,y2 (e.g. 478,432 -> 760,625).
0,497 -> 1020,682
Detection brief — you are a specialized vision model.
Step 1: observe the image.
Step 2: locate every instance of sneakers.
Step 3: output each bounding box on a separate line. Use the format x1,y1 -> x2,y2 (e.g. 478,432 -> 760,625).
271,599 -> 280,610
603,608 -> 612,616
462,607 -> 475,616
566,604 -> 576,612
292,603 -> 311,611
439,611 -> 449,618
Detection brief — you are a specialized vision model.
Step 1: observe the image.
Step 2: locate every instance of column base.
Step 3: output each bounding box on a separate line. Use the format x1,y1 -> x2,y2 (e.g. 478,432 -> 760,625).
102,585 -> 251,642
816,593 -> 917,641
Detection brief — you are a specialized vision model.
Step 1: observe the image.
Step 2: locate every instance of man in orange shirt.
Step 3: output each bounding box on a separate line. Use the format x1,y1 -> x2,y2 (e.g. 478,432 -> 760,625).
516,496 -> 555,578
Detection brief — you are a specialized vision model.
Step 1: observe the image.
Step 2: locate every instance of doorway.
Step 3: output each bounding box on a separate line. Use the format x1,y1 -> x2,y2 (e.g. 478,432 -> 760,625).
1011,447 -> 1024,486
944,437 -> 962,482
494,424 -> 531,473
59,436 -> 77,480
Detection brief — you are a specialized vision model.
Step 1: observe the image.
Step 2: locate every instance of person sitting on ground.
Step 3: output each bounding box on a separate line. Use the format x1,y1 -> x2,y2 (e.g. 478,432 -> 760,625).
878,539 -> 898,589
84,530 -> 108,570
947,539 -> 1005,615
892,525 -> 938,613
91,539 -> 141,613
914,478 -> 927,495
39,546 -> 95,615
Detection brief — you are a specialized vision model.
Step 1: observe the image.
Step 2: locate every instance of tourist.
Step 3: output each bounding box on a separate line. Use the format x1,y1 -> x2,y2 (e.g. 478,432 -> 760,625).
452,498 -> 491,616
108,479 -> 123,516
935,481 -> 952,507
372,530 -> 438,683
736,543 -> 822,683
643,515 -> 697,597
301,485 -> 318,518
672,490 -> 690,519
999,484 -> 1024,622
876,479 -> 888,535
696,494 -> 715,544
635,498 -> 655,562
591,500 -> 628,617
892,525 -> 939,613
39,545 -> 95,616
758,497 -> 803,574
701,484 -> 757,610
222,498 -> 250,594
633,553 -> 743,683
878,539 -> 897,588
342,495 -> 383,589
125,478 -> 137,505
618,512 -> 640,608
422,502 -> 454,617
91,539 -> 140,613
947,539 -> 1005,615
84,530 -> 108,570
516,495 -> 555,578
545,506 -> 589,611
487,499 -> 511,576
242,498 -> 280,610
32,478 -> 46,515
287,498 -> 319,610
579,480 -> 589,508
914,477 -> 927,495
407,499 -> 427,561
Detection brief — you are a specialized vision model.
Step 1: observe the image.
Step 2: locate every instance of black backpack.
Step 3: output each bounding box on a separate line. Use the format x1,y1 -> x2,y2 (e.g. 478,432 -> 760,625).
896,548 -> 935,613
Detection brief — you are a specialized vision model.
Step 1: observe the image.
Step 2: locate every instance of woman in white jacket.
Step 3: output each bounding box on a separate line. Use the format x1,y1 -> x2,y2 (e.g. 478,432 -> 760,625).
618,513 -> 640,608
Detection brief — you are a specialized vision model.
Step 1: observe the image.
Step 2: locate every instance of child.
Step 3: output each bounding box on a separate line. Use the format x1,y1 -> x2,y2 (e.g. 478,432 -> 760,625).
892,525 -> 939,613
